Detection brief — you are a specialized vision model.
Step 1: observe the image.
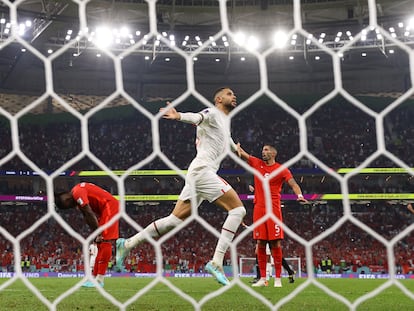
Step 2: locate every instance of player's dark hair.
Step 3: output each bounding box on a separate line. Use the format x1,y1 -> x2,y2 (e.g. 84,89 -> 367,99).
213,87 -> 230,101
264,144 -> 278,154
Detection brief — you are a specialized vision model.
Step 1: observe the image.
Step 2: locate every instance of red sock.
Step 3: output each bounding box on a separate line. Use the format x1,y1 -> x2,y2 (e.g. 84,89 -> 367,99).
94,242 -> 112,276
272,246 -> 282,278
257,245 -> 267,279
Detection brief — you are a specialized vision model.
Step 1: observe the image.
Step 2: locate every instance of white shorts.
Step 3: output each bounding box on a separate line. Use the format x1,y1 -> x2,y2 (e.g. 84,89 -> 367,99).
178,166 -> 232,207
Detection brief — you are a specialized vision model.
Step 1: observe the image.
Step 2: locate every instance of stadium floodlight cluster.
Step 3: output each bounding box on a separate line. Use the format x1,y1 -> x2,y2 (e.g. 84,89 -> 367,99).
1,15 -> 414,57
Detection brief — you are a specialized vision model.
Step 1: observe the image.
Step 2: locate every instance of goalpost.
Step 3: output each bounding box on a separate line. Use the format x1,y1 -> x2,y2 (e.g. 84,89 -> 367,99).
239,257 -> 302,279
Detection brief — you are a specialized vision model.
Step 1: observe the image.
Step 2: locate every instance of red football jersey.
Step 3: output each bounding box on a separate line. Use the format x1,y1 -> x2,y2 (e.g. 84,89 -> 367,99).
248,155 -> 293,209
71,182 -> 117,216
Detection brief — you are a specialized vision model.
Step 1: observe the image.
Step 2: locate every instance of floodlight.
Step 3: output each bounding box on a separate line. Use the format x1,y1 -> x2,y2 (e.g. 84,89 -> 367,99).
234,32 -> 246,46
120,26 -> 129,37
408,17 -> 414,29
273,30 -> 288,49
247,35 -> 259,50
18,24 -> 25,36
94,26 -> 113,48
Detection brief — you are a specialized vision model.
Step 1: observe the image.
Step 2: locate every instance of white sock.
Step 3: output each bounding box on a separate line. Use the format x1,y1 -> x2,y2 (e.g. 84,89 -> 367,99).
266,263 -> 272,281
125,214 -> 183,249
212,206 -> 246,266
96,274 -> 104,283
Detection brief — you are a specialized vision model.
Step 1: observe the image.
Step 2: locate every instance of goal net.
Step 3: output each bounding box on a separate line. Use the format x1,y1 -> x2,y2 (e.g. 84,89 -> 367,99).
0,0 -> 413,310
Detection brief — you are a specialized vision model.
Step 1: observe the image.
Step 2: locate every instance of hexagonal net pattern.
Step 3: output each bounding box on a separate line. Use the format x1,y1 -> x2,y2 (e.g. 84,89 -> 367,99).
0,0 -> 414,310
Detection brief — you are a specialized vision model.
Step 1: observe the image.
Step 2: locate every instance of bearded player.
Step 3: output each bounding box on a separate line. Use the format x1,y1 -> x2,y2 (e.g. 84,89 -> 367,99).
238,144 -> 308,287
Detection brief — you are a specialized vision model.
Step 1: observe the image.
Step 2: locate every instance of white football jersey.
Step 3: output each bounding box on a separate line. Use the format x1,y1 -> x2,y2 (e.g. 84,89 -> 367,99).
189,107 -> 234,172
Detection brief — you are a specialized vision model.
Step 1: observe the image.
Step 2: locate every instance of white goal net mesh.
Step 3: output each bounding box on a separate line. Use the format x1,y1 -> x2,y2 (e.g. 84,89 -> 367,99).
0,0 -> 413,310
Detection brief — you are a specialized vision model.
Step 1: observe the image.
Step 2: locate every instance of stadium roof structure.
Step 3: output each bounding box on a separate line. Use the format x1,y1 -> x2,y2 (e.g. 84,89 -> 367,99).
0,0 -> 412,109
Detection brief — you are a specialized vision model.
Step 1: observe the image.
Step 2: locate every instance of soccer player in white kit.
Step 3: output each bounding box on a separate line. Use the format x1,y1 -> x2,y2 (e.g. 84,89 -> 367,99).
89,242 -> 98,274
115,87 -> 246,286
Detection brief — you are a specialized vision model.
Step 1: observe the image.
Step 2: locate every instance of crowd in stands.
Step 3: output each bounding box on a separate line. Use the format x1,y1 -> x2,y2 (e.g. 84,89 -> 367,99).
0,100 -> 413,173
1,100 -> 414,275
1,201 -> 414,275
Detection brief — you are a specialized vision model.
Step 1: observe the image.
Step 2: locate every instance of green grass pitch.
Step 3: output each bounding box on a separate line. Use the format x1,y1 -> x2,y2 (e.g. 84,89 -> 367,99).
1,277 -> 414,310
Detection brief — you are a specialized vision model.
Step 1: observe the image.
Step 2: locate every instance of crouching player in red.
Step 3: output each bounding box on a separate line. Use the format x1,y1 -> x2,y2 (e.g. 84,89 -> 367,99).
55,182 -> 119,288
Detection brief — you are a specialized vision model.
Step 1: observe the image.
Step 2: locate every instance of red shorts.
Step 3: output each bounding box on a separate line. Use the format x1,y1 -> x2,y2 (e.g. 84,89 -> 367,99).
98,200 -> 119,240
252,205 -> 284,241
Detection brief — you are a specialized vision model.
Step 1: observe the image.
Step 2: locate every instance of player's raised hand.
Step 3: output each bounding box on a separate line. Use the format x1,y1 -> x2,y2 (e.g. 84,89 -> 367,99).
297,194 -> 309,205
236,142 -> 242,157
160,101 -> 180,120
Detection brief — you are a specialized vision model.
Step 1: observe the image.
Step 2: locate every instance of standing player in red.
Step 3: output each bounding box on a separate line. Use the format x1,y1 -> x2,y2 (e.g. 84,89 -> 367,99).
54,182 -> 119,288
238,144 -> 308,287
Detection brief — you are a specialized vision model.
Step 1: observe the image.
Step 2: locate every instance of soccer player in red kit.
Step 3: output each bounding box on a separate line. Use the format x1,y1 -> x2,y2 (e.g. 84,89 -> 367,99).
54,182 -> 119,288
238,144 -> 308,287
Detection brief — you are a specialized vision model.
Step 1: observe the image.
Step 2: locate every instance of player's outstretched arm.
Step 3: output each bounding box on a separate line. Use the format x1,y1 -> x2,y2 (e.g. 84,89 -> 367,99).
160,101 -> 180,120
79,204 -> 100,232
237,143 -> 250,161
160,101 -> 204,125
287,178 -> 309,204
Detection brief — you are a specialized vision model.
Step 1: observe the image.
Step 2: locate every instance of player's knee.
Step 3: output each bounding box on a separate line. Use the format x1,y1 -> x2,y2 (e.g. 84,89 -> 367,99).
229,206 -> 246,218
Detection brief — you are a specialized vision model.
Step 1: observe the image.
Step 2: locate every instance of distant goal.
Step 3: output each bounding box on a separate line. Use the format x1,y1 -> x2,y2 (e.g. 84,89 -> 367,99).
239,257 -> 302,278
